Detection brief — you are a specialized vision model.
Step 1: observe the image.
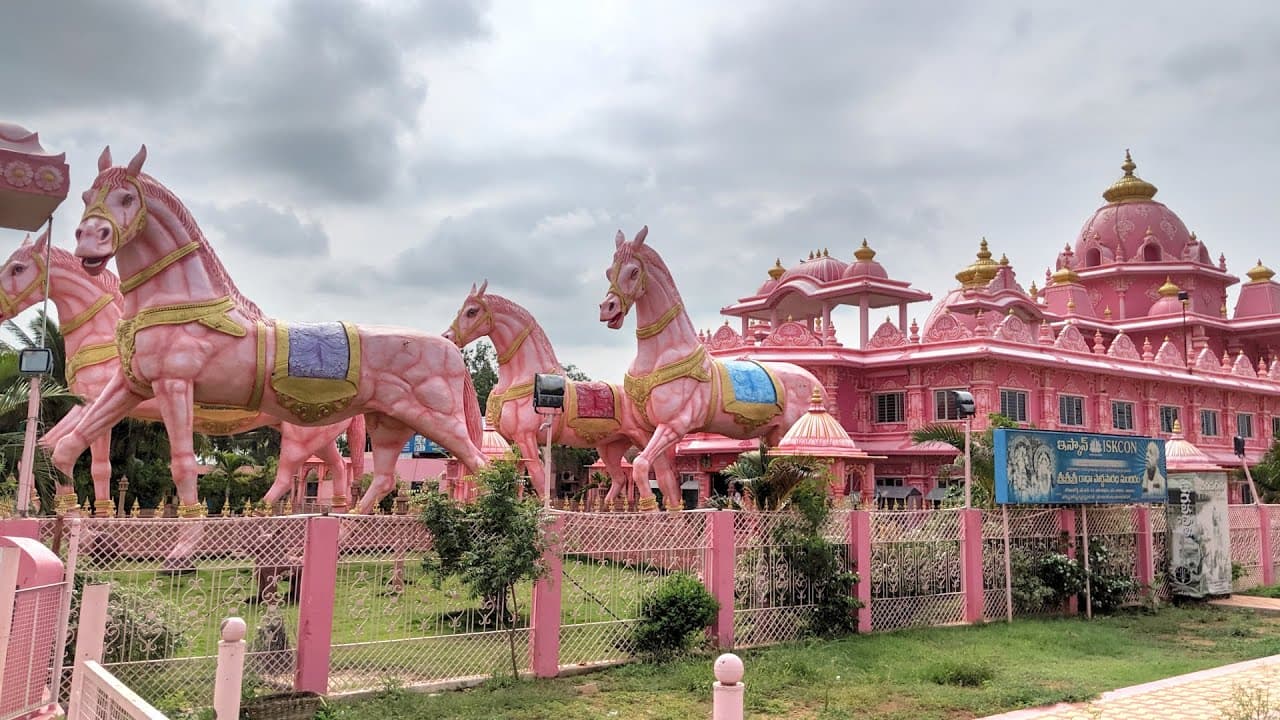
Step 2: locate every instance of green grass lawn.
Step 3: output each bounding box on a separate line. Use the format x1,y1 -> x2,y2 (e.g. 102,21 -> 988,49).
1238,583 -> 1280,598
327,605 -> 1280,720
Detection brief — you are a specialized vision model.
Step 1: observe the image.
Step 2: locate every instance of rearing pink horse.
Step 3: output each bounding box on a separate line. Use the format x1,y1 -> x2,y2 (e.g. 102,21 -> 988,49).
444,282 -> 675,510
49,146 -> 486,515
598,226 -> 826,492
0,233 -> 365,515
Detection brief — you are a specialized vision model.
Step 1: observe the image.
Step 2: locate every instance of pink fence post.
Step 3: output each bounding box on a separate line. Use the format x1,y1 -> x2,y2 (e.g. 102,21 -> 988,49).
1132,506 -> 1155,590
214,618 -> 248,720
705,511 -> 735,649
850,510 -> 872,633
531,515 -> 564,678
711,653 -> 745,720
65,584 -> 111,719
1058,508 -> 1079,614
1258,505 -> 1275,587
294,516 -> 340,694
960,509 -> 984,623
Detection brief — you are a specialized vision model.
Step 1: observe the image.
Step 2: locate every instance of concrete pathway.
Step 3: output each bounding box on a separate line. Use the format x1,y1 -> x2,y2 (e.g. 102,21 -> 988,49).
1209,594 -> 1280,614
981,654 -> 1280,719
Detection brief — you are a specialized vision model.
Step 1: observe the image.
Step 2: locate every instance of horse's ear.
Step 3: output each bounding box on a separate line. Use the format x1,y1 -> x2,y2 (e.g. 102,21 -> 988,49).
477,279 -> 488,297
126,145 -> 147,178
31,229 -> 50,253
469,282 -> 477,295
614,230 -> 625,248
634,226 -> 649,246
97,146 -> 113,173
19,233 -> 32,247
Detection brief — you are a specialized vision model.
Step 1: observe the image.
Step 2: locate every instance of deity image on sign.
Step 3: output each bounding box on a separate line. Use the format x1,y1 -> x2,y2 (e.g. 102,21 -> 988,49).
1142,440 -> 1165,495
1008,438 -> 1031,495
1030,443 -> 1054,497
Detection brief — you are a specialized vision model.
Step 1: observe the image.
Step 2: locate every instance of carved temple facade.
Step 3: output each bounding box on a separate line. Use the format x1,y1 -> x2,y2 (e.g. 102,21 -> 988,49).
671,152 -> 1280,508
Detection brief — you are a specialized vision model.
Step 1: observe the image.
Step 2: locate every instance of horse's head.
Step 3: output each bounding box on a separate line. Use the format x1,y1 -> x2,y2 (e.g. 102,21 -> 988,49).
599,225 -> 649,330
444,280 -> 493,348
74,145 -> 149,276
0,232 -> 50,322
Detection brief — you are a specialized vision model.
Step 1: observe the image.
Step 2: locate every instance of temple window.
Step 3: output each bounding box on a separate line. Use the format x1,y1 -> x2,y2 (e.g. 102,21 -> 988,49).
1238,413 -> 1254,439
1200,410 -> 1220,437
934,388 -> 966,421
1111,401 -> 1135,431
1272,416 -> 1280,440
1142,243 -> 1162,261
999,389 -> 1028,422
1085,247 -> 1102,267
873,392 -> 905,423
1058,395 -> 1085,427
1159,406 -> 1180,433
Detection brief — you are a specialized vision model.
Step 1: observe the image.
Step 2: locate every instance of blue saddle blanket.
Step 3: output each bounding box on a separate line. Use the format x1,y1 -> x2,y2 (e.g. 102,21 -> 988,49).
723,360 -> 778,404
287,322 -> 351,380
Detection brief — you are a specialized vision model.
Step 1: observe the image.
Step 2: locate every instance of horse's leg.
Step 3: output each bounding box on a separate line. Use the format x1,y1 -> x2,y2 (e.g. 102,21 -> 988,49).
315,440 -> 347,511
52,373 -> 143,515
40,402 -> 84,453
598,439 -> 630,511
90,434 -> 114,517
356,415 -> 411,514
633,424 -> 686,512
152,379 -> 200,510
264,424 -> 309,506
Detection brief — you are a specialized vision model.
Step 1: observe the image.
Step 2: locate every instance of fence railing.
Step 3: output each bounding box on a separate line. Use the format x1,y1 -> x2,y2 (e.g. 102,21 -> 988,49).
6,502 -> 1279,713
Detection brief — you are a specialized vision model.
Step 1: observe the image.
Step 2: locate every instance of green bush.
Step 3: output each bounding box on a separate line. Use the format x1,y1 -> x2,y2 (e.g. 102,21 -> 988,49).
631,573 -> 720,659
1010,540 -> 1136,615
923,658 -> 995,687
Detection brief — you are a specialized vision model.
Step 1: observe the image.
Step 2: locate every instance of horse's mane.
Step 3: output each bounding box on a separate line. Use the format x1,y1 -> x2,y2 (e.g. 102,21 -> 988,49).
631,243 -> 685,305
483,294 -> 562,368
97,169 -> 265,321
46,245 -> 121,298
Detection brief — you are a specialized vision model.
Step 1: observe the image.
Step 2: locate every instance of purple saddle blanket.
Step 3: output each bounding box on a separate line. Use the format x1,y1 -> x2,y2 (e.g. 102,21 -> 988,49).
287,322 -> 351,380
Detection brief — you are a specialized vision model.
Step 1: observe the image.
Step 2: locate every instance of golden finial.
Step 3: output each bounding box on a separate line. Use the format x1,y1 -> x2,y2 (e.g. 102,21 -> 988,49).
1104,306 -> 1113,319
807,250 -> 815,260
1028,280 -> 1039,296
999,253 -> 1009,266
1156,276 -> 1180,297
854,238 -> 876,262
1172,418 -> 1182,434
1247,259 -> 1275,284
823,248 -> 829,257
810,386 -> 824,404
1220,303 -> 1228,318
1066,298 -> 1076,311
1051,267 -> 1080,284
957,237 -> 999,288
768,258 -> 785,280
1103,149 -> 1158,203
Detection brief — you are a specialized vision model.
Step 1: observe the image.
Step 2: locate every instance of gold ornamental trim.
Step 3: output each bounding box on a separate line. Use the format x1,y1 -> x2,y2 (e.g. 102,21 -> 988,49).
622,344 -> 711,430
66,342 -> 119,387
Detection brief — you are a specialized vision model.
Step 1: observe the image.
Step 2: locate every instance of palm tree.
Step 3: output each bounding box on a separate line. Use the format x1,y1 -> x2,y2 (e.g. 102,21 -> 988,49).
723,442 -> 822,511
0,311 -> 79,424
910,414 -> 1018,509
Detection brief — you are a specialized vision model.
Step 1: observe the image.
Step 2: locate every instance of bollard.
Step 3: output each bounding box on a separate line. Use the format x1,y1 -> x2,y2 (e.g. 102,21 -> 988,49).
712,653 -> 745,720
213,617 -> 248,720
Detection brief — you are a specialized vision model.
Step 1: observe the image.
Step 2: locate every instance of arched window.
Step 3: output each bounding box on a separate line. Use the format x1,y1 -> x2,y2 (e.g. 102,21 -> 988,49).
1085,247 -> 1102,267
1142,243 -> 1162,261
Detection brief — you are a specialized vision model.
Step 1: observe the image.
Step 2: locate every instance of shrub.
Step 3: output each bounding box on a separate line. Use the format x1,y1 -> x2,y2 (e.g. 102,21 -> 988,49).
923,658 -> 995,687
631,573 -> 720,659
771,478 -> 862,637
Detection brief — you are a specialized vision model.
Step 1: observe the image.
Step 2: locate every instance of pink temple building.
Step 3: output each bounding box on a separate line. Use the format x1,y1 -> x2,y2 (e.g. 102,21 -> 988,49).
671,152 -> 1280,508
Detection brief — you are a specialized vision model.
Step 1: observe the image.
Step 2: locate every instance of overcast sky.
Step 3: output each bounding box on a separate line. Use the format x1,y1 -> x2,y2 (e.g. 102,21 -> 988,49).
4,0 -> 1279,380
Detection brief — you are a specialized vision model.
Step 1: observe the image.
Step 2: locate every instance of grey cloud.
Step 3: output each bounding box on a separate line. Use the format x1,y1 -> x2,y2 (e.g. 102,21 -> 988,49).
0,0 -> 218,112
197,200 -> 331,258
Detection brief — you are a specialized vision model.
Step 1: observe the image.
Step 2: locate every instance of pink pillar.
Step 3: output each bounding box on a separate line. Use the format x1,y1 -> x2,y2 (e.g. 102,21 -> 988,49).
1132,506 -> 1155,590
294,516 -> 340,694
214,618 -> 248,720
851,510 -> 872,633
705,511 -> 735,648
1059,508 -> 1078,614
1258,505 -> 1275,587
959,509 -> 984,623
531,516 -> 564,678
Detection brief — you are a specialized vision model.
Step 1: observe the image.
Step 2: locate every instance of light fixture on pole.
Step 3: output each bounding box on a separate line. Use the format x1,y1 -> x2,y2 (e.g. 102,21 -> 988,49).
1236,435 -> 1261,505
1177,290 -> 1191,374
15,347 -> 53,516
533,373 -> 565,509
947,390 -> 978,508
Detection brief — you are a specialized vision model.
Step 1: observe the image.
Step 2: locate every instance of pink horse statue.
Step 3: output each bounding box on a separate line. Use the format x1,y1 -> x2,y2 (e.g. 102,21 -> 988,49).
48,146 -> 486,516
598,226 -> 827,498
0,233 -> 366,516
444,282 -> 676,510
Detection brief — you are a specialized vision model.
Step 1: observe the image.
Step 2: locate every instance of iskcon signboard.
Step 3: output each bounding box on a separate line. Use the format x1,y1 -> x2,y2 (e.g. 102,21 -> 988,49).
994,429 -> 1166,505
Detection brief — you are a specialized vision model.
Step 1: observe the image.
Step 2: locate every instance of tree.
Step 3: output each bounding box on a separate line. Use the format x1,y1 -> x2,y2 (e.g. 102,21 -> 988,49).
419,458 -> 546,677
1247,438 -> 1280,503
463,340 -> 499,414
910,413 -> 1019,509
722,442 -> 822,511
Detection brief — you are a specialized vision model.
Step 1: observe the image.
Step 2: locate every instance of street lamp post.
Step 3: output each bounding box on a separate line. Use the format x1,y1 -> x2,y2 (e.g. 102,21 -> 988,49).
947,390 -> 978,508
1178,290 -> 1191,373
533,374 -> 566,509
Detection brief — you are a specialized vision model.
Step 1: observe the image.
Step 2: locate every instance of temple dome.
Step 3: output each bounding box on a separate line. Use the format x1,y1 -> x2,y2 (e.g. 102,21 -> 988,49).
843,239 -> 889,279
781,249 -> 848,284
771,388 -> 869,458
1073,151 -> 1203,268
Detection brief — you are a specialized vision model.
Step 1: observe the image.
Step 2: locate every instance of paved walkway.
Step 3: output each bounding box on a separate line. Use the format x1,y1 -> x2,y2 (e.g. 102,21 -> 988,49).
1210,594 -> 1280,614
982,654 -> 1280,719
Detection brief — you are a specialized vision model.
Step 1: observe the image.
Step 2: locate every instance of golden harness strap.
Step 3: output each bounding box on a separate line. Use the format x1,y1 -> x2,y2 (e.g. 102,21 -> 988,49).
119,241 -> 200,294
622,344 -> 711,431
58,293 -> 115,336
485,380 -> 535,429
115,295 -> 247,394
66,342 -> 119,387
635,302 -> 683,340
81,178 -> 148,252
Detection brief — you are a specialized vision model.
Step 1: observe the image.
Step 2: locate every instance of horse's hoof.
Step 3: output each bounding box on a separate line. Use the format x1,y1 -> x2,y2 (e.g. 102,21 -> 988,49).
637,497 -> 659,512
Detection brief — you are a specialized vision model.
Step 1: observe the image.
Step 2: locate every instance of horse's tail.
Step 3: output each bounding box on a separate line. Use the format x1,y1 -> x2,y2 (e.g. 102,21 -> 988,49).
461,369 -> 483,452
348,414 -> 367,480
